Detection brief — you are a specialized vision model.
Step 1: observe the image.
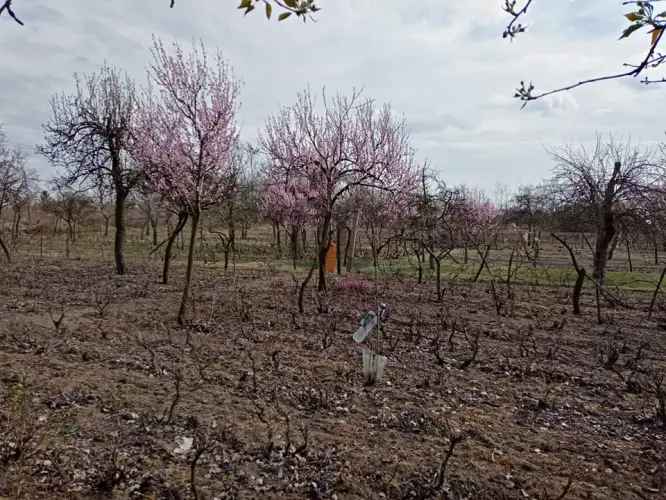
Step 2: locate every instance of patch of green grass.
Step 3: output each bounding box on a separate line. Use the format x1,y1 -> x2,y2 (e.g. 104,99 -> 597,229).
352,255 -> 662,293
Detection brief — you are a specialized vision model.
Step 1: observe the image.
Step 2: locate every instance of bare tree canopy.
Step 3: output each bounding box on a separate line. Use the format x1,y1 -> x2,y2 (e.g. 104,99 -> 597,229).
39,63 -> 142,275
0,124 -> 30,261
547,136 -> 665,285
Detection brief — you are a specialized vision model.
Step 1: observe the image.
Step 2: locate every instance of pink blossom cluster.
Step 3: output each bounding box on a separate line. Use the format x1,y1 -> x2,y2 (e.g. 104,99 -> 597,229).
131,38 -> 240,214
259,174 -> 319,227
459,194 -> 500,244
260,88 -> 418,223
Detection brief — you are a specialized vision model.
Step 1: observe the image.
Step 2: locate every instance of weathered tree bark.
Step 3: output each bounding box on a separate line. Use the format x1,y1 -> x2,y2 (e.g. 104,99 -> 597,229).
177,211 -> 200,325
113,187 -> 128,275
592,209 -> 615,286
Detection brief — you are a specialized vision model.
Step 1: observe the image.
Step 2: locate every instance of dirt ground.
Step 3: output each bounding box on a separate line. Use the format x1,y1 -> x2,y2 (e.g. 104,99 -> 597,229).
1,254 -> 665,499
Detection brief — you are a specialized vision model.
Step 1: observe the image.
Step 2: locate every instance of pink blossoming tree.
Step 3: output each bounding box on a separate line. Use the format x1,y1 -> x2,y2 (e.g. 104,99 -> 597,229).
458,189 -> 501,282
261,88 -> 415,291
357,179 -> 417,270
132,38 -> 240,324
260,172 -> 317,269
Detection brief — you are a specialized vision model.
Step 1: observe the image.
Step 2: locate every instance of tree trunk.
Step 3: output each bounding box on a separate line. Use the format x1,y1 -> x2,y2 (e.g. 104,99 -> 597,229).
593,213 -> 615,286
472,246 -> 491,283
626,239 -> 633,273
227,202 -> 236,262
12,209 -> 21,245
114,189 -> 128,275
0,234 -> 10,262
435,258 -> 442,301
163,211 -> 188,285
276,225 -> 282,258
67,221 -> 75,243
318,213 -> 332,292
552,232 -> 587,316
298,262 -> 316,314
151,215 -> 158,247
346,211 -> 359,273
655,237 -> 660,265
414,245 -> 423,284
607,232 -> 620,261
648,267 -> 666,320
573,268 -> 585,315
177,211 -> 200,325
343,226 -> 352,269
291,227 -> 299,270
223,241 -> 230,271
336,224 -> 342,275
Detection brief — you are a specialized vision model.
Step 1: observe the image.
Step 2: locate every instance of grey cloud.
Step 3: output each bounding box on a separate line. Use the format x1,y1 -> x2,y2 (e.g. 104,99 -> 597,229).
0,0 -> 665,192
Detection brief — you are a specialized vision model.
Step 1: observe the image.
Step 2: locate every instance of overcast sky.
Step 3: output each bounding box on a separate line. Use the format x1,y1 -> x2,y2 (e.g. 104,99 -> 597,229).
1,0 -> 664,195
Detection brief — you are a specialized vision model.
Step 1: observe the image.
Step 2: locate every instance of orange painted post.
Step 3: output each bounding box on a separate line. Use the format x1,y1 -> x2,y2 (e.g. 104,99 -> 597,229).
325,242 -> 337,273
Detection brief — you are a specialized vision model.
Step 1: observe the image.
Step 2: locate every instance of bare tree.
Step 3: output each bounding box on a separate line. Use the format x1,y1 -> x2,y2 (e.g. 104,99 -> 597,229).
9,168 -> 37,246
508,184 -> 548,258
135,186 -> 161,246
53,186 -> 93,243
94,179 -> 114,238
0,125 -> 28,262
548,136 -> 664,286
40,63 -> 142,275
411,168 -> 463,301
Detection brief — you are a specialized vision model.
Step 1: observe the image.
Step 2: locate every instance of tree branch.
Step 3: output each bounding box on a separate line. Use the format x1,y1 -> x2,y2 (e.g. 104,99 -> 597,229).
0,0 -> 23,25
